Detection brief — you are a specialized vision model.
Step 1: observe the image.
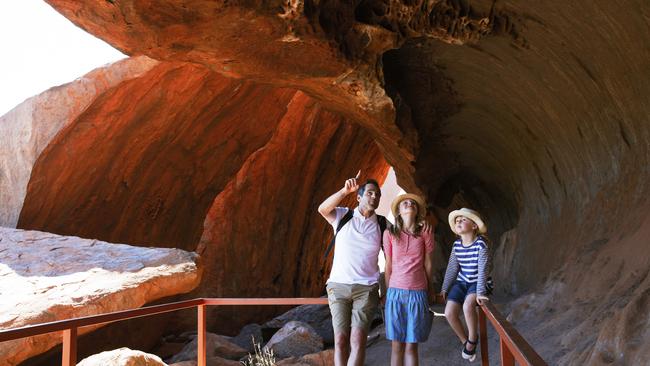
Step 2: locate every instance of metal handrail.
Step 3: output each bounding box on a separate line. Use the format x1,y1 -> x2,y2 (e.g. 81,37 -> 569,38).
478,301 -> 547,366
0,298 -> 205,342
0,298 -> 327,366
0,296 -> 545,366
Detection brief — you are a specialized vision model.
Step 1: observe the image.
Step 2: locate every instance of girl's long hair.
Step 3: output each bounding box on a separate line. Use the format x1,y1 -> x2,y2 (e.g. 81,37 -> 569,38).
390,209 -> 423,239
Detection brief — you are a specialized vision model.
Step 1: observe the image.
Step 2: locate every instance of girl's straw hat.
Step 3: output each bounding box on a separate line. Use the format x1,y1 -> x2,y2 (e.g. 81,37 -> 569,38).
391,194 -> 427,223
448,208 -> 487,234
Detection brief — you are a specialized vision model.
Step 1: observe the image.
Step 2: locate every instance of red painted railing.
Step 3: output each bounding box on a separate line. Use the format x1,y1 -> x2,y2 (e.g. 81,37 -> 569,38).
478,301 -> 547,366
0,297 -> 545,366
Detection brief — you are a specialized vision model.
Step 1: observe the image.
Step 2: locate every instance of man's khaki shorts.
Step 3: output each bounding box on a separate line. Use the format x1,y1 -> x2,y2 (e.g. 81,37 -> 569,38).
326,282 -> 379,334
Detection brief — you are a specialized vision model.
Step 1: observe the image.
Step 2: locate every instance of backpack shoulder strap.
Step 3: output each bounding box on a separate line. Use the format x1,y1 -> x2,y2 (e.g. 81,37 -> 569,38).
377,215 -> 387,234
323,209 -> 354,260
336,209 -> 355,233
376,215 -> 388,258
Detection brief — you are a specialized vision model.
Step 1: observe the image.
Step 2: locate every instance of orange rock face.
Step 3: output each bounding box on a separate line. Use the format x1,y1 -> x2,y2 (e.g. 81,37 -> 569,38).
194,91 -> 388,330
15,61 -> 388,335
0,56 -> 158,228
19,62 -> 301,250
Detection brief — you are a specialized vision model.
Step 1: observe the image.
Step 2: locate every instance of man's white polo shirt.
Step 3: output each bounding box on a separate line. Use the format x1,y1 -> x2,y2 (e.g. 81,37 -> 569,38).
327,207 -> 382,285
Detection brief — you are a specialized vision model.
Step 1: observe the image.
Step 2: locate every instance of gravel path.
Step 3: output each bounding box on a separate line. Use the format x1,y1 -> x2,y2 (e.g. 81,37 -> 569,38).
365,304 -> 503,365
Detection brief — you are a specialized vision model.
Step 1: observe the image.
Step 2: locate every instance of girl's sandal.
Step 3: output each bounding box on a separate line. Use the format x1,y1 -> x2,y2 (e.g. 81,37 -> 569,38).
462,339 -> 478,362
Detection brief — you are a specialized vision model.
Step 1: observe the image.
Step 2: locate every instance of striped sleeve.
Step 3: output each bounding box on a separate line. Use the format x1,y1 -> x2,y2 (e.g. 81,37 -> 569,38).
441,247 -> 459,293
476,243 -> 489,295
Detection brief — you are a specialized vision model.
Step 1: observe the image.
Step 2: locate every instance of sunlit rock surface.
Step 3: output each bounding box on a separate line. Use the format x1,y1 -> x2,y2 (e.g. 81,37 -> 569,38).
77,348 -> 166,366
0,227 -> 200,366
0,56 -> 158,228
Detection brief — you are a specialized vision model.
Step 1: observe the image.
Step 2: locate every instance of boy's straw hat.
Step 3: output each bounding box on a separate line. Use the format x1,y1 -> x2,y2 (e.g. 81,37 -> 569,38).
391,194 -> 427,223
448,208 -> 487,234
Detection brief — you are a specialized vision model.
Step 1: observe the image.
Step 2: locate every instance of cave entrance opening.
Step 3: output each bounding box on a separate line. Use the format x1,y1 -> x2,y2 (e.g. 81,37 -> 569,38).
376,167 -> 404,272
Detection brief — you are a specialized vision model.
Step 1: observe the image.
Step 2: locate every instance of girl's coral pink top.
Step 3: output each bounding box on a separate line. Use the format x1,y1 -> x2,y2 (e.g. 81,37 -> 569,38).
383,230 -> 434,290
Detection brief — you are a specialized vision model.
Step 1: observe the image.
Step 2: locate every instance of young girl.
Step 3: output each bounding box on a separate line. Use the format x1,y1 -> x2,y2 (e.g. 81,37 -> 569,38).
383,194 -> 435,366
441,208 -> 490,362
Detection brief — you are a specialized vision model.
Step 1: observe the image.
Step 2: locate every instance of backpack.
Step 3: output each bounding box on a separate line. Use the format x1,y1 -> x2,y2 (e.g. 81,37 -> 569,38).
486,277 -> 494,295
323,209 -> 388,260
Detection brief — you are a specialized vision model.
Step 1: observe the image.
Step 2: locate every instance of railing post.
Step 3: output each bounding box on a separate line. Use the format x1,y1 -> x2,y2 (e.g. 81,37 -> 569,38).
197,304 -> 206,366
479,307 -> 489,365
500,339 -> 515,366
62,327 -> 77,366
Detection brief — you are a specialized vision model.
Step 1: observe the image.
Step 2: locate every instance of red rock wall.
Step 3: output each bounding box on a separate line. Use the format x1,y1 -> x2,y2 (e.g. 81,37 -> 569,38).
18,62 -> 298,250
194,91 -> 388,330
16,61 -> 388,334
0,56 -> 158,228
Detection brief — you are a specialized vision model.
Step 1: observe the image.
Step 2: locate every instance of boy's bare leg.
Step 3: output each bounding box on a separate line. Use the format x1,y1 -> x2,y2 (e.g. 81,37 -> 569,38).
334,331 -> 350,366
463,293 -> 478,351
391,341 -> 405,366
348,327 -> 367,366
444,301 -> 467,344
404,343 -> 418,366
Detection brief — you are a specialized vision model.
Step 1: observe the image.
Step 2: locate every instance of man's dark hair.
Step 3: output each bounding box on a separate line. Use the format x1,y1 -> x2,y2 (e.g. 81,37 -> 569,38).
357,179 -> 380,196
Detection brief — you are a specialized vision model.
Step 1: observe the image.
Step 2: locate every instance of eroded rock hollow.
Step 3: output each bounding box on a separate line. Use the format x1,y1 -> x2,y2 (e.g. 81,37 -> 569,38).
2,0 -> 649,364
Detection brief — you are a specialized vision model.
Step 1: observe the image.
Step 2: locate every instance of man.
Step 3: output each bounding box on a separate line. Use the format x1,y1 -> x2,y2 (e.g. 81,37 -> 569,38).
317,170 -> 382,366
319,171 -> 431,366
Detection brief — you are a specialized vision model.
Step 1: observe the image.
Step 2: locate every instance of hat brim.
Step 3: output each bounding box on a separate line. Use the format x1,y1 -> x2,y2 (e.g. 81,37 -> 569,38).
391,194 -> 427,223
448,209 -> 487,234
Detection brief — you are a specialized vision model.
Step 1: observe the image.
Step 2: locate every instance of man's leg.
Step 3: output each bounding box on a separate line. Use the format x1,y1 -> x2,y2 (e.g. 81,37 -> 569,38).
404,343 -> 418,366
444,300 -> 467,344
327,283 -> 353,366
349,283 -> 379,366
334,330 -> 351,366
463,293 -> 478,352
349,326 -> 367,366
391,341 -> 405,366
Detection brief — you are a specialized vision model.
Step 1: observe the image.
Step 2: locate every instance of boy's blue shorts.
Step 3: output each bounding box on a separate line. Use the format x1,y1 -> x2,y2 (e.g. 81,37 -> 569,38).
447,280 -> 477,304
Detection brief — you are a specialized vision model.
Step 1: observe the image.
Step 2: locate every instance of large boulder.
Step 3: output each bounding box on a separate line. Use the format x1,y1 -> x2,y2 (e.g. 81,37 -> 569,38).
265,321 -> 323,359
77,348 -> 166,366
276,349 -> 334,366
263,305 -> 333,345
0,227 -> 201,366
168,358 -> 240,366
230,323 -> 264,353
166,332 -> 247,363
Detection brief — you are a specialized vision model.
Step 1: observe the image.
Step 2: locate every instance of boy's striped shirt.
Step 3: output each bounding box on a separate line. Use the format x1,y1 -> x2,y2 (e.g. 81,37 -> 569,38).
454,238 -> 486,283
441,236 -> 490,296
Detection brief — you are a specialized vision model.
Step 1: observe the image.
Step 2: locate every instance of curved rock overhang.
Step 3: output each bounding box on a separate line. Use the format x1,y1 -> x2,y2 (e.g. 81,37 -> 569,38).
15,60 -> 389,333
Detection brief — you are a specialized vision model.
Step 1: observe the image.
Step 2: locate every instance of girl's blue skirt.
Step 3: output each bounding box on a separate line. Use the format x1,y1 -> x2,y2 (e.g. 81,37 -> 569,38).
384,287 -> 433,343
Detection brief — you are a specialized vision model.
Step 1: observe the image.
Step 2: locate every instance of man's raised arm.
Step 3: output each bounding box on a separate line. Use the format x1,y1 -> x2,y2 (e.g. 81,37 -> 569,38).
317,170 -> 360,225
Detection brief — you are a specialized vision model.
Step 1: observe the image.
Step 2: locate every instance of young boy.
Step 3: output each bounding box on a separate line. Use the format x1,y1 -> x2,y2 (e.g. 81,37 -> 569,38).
441,208 -> 490,362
